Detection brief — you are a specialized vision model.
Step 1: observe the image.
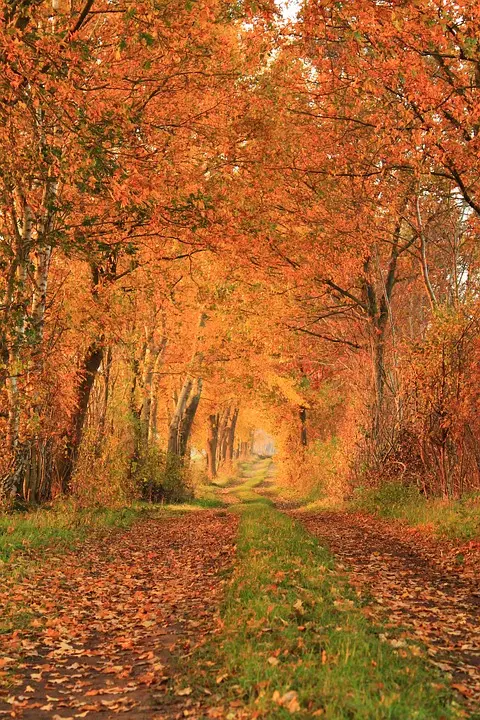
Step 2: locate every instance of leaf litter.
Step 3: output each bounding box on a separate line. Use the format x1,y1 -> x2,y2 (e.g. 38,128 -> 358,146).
300,511 -> 480,714
0,511 -> 237,720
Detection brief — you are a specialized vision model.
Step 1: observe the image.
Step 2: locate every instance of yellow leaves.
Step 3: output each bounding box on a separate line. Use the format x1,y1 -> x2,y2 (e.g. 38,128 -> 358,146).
265,373 -> 307,407
293,598 -> 305,614
176,686 -> 193,696
333,598 -> 355,612
272,689 -> 301,713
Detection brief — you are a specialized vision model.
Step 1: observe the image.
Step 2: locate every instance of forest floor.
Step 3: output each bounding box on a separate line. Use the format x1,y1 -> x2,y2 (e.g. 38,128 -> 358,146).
0,460 -> 479,719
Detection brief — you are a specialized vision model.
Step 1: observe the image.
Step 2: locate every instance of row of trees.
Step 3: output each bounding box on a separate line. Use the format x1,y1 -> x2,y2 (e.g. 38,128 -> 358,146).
0,0 -> 269,503
1,0 -> 479,505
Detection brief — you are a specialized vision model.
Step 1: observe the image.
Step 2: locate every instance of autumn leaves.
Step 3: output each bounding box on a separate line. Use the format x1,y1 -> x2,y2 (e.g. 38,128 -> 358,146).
2,0 -> 480,506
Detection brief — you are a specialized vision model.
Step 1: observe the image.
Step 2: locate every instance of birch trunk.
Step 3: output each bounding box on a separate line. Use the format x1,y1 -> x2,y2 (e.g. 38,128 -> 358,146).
167,311 -> 206,458
168,377 -> 194,456
140,330 -> 167,446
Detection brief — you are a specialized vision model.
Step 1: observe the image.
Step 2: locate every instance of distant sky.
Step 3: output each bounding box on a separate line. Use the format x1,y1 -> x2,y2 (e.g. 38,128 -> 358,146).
279,0 -> 301,21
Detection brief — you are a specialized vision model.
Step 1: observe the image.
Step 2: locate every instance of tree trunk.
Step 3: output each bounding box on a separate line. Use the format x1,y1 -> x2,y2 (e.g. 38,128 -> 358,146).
206,413 -> 220,479
168,377 -> 194,456
226,408 -> 239,462
141,333 -> 167,445
178,379 -> 202,458
167,312 -> 206,459
31,246 -> 53,341
300,406 -> 308,446
140,332 -> 154,444
58,342 -> 104,493
2,205 -> 32,502
217,407 -> 231,468
95,346 -> 112,457
1,181 -> 61,503
148,349 -> 163,445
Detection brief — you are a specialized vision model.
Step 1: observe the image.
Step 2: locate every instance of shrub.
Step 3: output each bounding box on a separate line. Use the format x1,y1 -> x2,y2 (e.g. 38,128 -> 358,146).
277,436 -> 347,502
133,448 -> 193,503
351,482 -> 423,519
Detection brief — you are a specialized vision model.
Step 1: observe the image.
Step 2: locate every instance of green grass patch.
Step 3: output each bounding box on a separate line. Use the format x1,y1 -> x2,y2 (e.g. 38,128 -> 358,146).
167,498 -> 225,511
196,503 -> 463,719
192,478 -> 229,502
212,476 -> 236,488
350,483 -> 480,541
190,497 -> 225,508
231,459 -> 274,502
0,503 -> 156,563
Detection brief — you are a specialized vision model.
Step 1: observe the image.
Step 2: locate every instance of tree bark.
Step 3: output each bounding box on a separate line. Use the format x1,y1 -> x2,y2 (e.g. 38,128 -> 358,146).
416,193 -> 438,310
178,378 -> 203,458
167,312 -> 206,459
58,342 -> 104,493
300,406 -> 308,446
168,377 -> 194,456
148,344 -> 166,444
206,413 -> 220,479
217,407 -> 231,467
140,330 -> 166,445
95,346 -> 112,456
226,408 -> 239,462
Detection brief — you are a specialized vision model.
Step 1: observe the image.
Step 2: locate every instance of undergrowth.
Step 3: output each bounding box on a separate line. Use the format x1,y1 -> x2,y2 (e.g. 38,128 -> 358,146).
350,483 -> 480,540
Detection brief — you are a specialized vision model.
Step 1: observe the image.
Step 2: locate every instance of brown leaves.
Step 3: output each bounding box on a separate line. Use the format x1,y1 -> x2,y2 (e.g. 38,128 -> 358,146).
0,511 -> 238,719
272,689 -> 301,713
302,511 -> 480,712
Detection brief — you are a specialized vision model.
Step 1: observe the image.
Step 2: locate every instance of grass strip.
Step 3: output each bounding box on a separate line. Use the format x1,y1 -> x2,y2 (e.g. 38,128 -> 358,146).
200,502 -> 463,719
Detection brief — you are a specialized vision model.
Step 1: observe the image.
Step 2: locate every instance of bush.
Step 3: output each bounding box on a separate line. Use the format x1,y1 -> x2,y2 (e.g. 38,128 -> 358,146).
351,482 -> 423,519
277,436 -> 347,503
72,429 -> 135,507
133,447 -> 193,503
